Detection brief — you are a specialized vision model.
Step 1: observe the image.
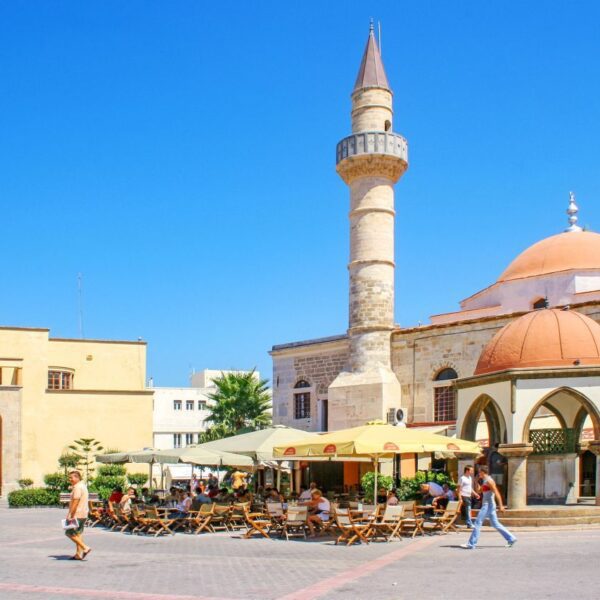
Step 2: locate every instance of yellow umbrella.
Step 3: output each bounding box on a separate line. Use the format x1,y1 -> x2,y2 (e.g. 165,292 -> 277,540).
273,422 -> 481,499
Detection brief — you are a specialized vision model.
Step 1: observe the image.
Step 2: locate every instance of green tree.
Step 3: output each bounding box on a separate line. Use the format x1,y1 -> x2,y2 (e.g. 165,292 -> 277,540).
203,370 -> 271,439
68,438 -> 104,482
58,453 -> 81,475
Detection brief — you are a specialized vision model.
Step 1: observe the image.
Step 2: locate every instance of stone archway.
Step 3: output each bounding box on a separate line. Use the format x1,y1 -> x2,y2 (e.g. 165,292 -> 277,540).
522,387 -> 600,443
461,394 -> 507,447
522,387 -> 600,504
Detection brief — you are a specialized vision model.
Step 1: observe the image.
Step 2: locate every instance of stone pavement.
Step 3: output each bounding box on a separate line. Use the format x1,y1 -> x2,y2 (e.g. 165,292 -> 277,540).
0,507 -> 598,600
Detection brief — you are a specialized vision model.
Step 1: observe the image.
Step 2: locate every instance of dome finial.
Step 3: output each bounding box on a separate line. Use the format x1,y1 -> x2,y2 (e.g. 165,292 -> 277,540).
565,191 -> 583,232
369,17 -> 374,33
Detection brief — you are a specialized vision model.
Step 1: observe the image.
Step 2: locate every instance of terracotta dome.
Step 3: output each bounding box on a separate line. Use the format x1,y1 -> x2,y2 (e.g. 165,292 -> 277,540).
474,309 -> 600,375
497,231 -> 600,282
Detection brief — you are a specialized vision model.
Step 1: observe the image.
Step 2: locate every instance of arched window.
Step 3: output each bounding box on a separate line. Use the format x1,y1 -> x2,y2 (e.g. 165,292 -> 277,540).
532,297 -> 548,310
294,380 -> 311,419
384,120 -> 392,132
433,368 -> 458,422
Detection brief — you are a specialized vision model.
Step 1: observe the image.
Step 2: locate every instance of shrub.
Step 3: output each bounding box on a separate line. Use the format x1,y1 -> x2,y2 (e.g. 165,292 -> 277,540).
361,471 -> 394,503
17,478 -> 34,489
128,473 -> 148,487
58,453 -> 80,474
396,471 -> 456,501
43,472 -> 70,492
8,488 -> 60,507
97,464 -> 127,477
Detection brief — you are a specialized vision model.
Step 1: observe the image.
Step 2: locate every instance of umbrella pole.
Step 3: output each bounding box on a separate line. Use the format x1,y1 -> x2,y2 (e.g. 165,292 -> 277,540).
160,464 -> 164,491
148,461 -> 153,493
374,457 -> 378,504
276,461 -> 281,491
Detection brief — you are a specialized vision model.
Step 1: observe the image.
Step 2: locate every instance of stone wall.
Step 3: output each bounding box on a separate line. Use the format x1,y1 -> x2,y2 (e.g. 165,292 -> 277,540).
0,386 -> 22,495
270,302 -> 600,431
271,337 -> 349,432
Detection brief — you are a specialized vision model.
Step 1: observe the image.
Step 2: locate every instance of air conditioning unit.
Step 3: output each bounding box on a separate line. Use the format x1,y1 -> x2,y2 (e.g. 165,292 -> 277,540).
387,407 -> 406,426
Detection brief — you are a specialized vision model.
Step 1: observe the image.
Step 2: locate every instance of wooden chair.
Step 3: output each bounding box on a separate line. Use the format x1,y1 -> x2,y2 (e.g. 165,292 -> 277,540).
282,506 -> 309,540
265,502 -> 286,536
243,505 -> 273,539
87,501 -> 104,527
369,505 -> 405,542
144,506 -> 176,536
211,504 -> 232,532
189,503 -> 215,535
424,500 -> 461,534
112,506 -> 134,533
334,508 -> 373,546
130,504 -> 151,534
229,502 -> 250,532
398,501 -> 425,538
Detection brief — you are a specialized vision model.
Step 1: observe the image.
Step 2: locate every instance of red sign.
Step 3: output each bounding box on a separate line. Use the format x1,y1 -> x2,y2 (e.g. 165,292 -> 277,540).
383,442 -> 399,451
323,444 -> 337,454
299,461 -> 309,469
284,447 -> 296,456
446,443 -> 460,451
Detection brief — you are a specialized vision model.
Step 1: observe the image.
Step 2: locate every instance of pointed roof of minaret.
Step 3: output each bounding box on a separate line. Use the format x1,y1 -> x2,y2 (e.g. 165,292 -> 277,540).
353,21 -> 390,92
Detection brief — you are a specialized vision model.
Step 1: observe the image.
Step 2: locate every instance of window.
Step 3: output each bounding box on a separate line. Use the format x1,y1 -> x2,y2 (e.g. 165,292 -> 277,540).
173,433 -> 182,448
173,400 -> 182,411
293,380 -> 311,419
533,297 -> 548,310
294,393 -> 310,419
198,401 -> 207,411
433,368 -> 458,421
48,370 -> 73,390
186,400 -> 194,411
185,433 -> 195,445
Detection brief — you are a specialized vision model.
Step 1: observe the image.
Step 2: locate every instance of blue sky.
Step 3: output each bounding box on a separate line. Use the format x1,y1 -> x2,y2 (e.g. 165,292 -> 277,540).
1,2 -> 599,386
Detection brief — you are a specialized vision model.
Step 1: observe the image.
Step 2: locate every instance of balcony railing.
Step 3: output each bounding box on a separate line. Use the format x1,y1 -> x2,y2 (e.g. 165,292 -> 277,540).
336,131 -> 408,165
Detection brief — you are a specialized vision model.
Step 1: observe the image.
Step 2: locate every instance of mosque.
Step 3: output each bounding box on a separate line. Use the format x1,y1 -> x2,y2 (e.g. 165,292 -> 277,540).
270,25 -> 600,508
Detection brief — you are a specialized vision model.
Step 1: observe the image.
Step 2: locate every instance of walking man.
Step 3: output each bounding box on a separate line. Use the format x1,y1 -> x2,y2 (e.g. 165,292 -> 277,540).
65,470 -> 91,560
458,465 -> 479,528
461,465 -> 516,549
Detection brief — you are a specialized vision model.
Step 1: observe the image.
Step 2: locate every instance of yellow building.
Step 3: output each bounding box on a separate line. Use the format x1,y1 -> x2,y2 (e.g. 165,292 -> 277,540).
0,326 -> 153,494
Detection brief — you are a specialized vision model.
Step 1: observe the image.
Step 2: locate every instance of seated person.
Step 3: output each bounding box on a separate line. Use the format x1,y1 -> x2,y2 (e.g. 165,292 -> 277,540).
299,482 -> 317,502
432,484 -> 456,510
119,487 -> 137,514
215,487 -> 232,503
306,490 -> 330,537
108,486 -> 123,504
191,486 -> 212,509
376,487 -> 388,504
266,488 -> 284,503
207,484 -> 220,499
173,491 -> 192,517
420,481 -> 444,505
235,487 -> 253,504
386,489 -> 399,506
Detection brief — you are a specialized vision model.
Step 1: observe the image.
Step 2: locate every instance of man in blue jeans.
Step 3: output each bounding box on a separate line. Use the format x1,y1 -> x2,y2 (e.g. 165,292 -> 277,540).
457,465 -> 479,528
461,465 -> 517,549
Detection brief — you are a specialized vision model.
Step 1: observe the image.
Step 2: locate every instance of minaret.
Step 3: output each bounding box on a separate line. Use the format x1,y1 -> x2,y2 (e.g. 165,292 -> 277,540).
328,24 -> 408,429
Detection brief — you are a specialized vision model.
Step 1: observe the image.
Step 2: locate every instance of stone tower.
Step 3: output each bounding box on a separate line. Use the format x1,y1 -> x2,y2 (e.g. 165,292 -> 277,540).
328,24 -> 408,429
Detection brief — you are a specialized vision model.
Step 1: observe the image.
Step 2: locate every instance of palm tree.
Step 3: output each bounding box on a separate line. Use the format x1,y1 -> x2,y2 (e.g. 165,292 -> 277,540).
203,370 -> 271,440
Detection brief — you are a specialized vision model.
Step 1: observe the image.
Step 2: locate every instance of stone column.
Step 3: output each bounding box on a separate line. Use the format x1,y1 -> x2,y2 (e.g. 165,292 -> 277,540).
564,453 -> 579,505
499,443 -> 534,510
588,441 -> 600,506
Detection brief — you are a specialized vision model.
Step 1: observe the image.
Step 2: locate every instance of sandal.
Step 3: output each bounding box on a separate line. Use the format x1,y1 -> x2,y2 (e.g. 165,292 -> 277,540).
82,548 -> 92,559
69,555 -> 83,560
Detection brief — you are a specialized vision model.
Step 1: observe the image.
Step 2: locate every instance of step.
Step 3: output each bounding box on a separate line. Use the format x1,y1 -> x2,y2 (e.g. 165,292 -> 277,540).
503,507 -> 600,519
502,515 -> 600,527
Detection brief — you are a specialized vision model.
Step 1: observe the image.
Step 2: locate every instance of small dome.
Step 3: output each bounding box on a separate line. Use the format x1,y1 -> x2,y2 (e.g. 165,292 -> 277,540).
498,231 -> 600,282
475,309 -> 600,375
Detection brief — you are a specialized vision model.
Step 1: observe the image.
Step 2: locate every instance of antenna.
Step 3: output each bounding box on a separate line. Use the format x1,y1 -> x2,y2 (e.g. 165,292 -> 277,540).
77,272 -> 85,338
378,21 -> 382,55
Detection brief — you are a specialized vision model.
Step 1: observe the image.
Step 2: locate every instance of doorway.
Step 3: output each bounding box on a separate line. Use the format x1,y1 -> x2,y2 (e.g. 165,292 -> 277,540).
580,450 -> 597,497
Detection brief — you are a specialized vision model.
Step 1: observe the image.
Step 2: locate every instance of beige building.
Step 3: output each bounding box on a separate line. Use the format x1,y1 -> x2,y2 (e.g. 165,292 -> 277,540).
0,326 -> 153,494
270,27 -> 600,448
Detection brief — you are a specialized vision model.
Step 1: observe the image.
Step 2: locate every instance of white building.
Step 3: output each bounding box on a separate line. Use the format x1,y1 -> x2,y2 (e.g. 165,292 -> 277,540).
151,369 -> 265,450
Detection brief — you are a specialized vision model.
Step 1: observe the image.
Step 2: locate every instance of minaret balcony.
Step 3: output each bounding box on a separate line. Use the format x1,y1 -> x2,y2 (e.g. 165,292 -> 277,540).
336,131 -> 408,165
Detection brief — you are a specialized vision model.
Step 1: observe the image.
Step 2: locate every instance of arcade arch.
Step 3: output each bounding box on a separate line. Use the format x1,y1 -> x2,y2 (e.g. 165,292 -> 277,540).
461,394 -> 507,448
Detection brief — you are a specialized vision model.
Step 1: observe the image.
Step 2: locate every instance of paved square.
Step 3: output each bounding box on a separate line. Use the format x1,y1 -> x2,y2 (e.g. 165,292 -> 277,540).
0,507 -> 598,600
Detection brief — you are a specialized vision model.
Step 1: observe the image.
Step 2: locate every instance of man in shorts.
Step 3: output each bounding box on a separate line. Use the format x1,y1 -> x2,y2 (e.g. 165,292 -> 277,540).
65,470 -> 91,560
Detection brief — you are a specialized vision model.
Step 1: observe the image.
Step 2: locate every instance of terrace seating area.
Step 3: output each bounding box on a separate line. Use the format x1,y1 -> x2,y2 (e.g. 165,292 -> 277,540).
85,495 -> 463,545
